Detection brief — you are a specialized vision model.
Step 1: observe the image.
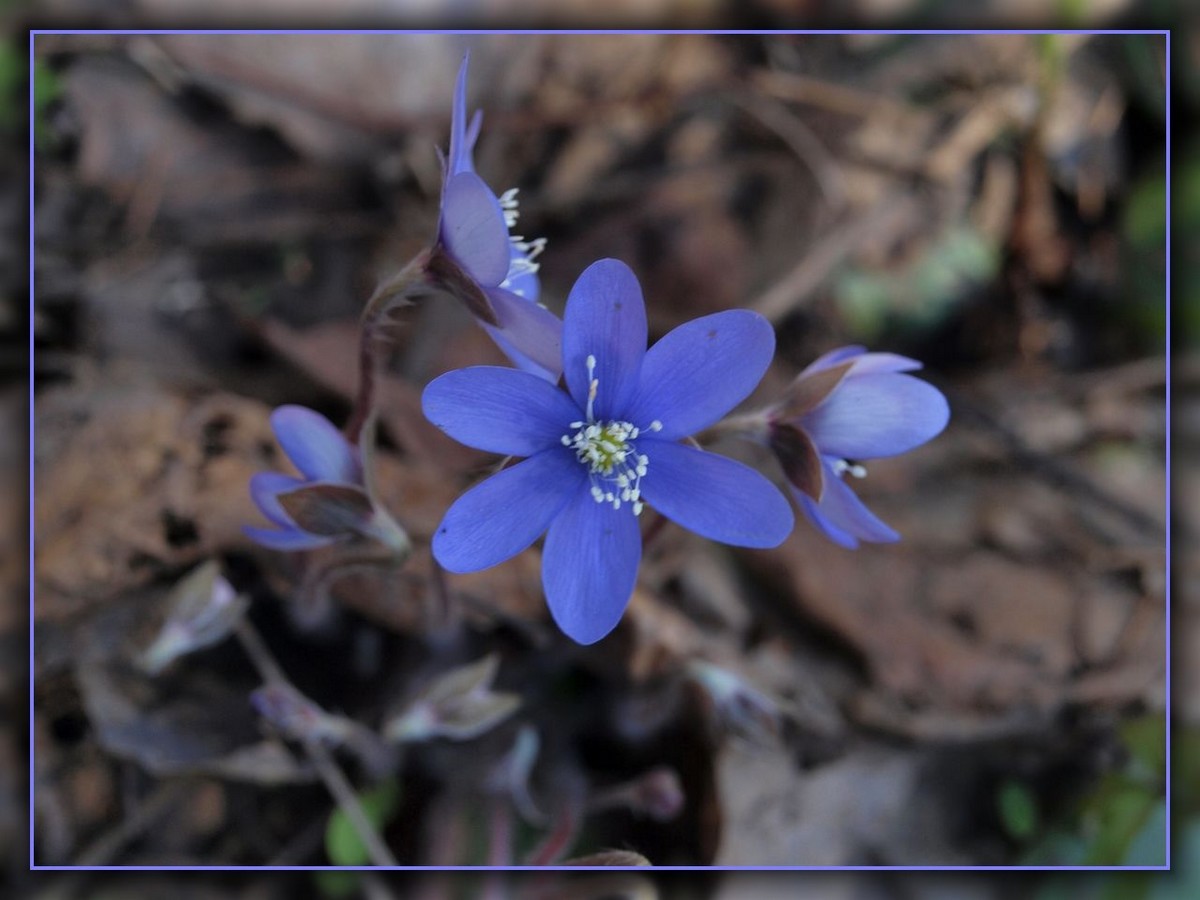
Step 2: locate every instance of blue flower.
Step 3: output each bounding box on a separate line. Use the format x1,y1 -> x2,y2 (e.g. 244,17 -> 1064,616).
435,53 -> 561,382
244,405 -> 364,550
767,346 -> 949,549
422,258 -> 794,645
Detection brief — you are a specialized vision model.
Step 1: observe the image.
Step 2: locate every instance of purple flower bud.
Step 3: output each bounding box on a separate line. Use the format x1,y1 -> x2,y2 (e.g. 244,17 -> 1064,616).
686,659 -> 781,745
139,561 -> 248,674
250,682 -> 353,746
383,654 -> 521,743
589,765 -> 684,822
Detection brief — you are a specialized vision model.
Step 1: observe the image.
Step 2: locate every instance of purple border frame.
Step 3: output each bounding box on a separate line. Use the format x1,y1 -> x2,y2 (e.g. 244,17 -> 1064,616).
28,28 -> 1171,873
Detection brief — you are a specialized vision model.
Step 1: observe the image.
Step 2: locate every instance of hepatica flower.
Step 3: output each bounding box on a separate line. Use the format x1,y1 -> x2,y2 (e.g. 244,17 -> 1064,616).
423,259 -> 794,645
766,346 -> 949,549
434,53 -> 562,382
245,405 -> 402,551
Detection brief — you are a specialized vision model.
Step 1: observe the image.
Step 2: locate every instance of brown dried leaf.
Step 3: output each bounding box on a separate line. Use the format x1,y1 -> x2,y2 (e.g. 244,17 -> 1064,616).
35,384 -> 276,623
77,660 -> 314,784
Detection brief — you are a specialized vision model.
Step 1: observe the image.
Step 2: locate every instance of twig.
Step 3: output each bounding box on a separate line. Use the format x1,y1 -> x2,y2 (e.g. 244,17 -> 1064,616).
234,619 -> 400,867
754,68 -> 922,122
731,90 -> 846,214
750,192 -> 917,323
947,387 -> 1168,542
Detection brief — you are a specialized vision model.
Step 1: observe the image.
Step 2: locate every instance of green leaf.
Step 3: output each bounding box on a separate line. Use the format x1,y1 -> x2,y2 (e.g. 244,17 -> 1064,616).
1121,798 -> 1167,866
997,779 -> 1039,840
1124,172 -> 1167,248
324,780 -> 401,867
1119,712 -> 1167,782
315,871 -> 360,898
1083,776 -> 1159,865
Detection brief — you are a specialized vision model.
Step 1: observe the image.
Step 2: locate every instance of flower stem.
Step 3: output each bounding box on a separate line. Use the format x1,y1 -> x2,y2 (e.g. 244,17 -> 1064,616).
234,619 -> 400,867
345,249 -> 432,446
525,806 -> 580,866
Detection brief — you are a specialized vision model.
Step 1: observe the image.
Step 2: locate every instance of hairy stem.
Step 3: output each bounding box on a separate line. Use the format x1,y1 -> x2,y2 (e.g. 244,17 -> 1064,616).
345,249 -> 432,445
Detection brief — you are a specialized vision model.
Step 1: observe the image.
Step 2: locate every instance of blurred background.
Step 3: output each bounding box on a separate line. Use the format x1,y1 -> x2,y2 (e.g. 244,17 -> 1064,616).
5,6 -> 1186,900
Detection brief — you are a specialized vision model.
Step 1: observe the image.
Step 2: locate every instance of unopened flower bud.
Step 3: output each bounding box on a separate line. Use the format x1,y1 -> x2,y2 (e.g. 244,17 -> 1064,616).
139,561 -> 248,674
251,682 -> 354,746
383,654 -> 520,743
686,660 -> 782,745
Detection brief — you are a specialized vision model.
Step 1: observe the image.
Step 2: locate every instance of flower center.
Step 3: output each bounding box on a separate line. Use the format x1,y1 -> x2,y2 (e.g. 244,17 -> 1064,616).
560,355 -> 662,515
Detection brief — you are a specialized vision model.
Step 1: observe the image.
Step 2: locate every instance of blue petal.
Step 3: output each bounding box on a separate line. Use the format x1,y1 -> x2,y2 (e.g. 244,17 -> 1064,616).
541,488 -> 642,645
271,406 -> 359,483
801,373 -> 949,460
250,471 -> 306,527
433,448 -> 584,573
637,440 -> 794,548
562,259 -> 647,422
242,524 -> 335,551
422,366 -> 581,456
623,310 -> 775,440
483,325 -> 558,383
440,172 -> 510,287
483,285 -> 563,380
794,493 -> 859,549
794,460 -> 899,548
448,54 -> 479,176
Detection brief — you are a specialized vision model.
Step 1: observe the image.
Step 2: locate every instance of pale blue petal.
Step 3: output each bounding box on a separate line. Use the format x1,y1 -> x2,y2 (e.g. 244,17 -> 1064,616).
794,459 -> 899,548
422,366 -> 581,456
623,310 -> 775,440
501,241 -> 540,302
242,524 -> 335,551
433,449 -> 584,573
637,440 -> 794,548
562,259 -> 647,421
482,325 -> 559,383
440,172 -> 510,287
271,406 -> 359,483
795,493 -> 860,549
541,489 -> 642,645
483,286 -> 563,380
801,346 -> 922,378
801,373 -> 949,459
448,54 -> 478,176
846,352 -> 924,376
249,471 -> 306,527
801,345 -> 866,376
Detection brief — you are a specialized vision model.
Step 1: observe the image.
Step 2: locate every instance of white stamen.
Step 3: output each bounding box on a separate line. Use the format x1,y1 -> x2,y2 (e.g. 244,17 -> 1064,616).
561,355 -> 665,518
497,189 -> 547,282
833,459 -> 867,479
